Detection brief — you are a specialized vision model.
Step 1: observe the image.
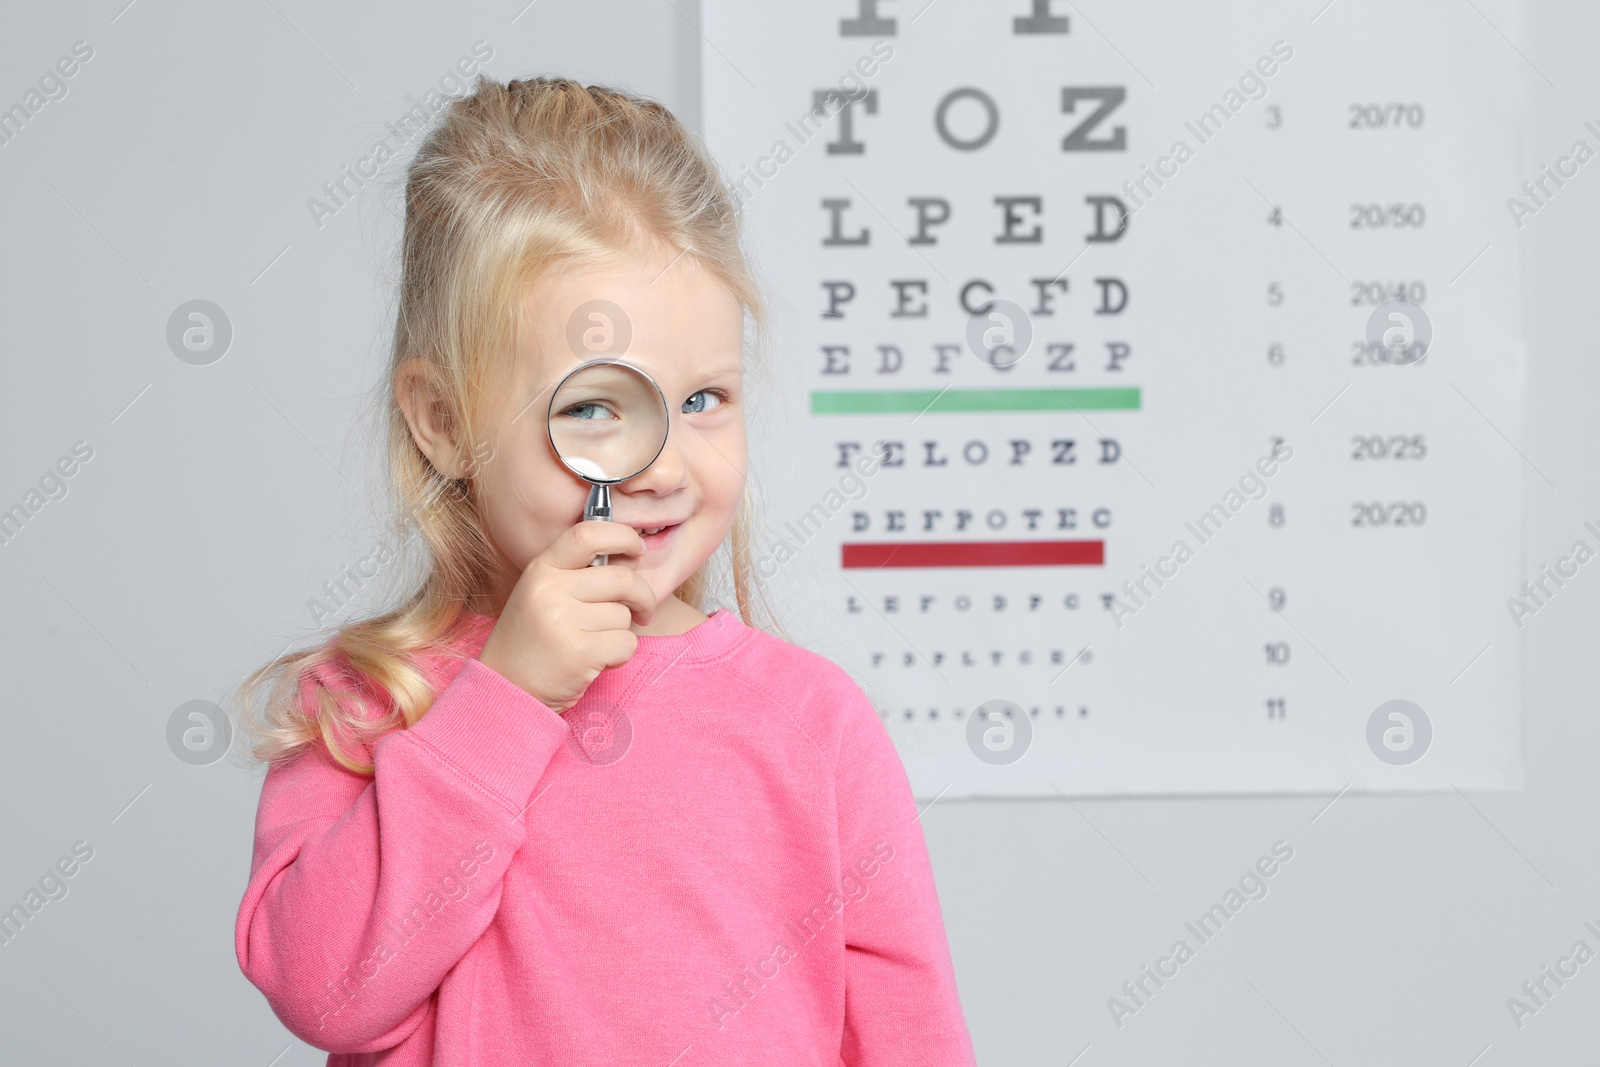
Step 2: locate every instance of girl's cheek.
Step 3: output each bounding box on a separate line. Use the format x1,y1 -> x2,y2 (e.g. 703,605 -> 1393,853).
703,430 -> 749,483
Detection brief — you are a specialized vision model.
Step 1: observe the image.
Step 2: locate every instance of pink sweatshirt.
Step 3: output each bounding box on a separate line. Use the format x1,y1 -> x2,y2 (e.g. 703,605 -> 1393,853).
235,607 -> 977,1066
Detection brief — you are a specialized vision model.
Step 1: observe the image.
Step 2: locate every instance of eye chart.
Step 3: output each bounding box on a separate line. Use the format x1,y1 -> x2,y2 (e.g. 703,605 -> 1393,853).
701,0 -> 1527,797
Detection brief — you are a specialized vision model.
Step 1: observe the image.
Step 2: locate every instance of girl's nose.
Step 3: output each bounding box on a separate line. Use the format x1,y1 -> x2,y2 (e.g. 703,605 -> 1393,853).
620,413 -> 687,494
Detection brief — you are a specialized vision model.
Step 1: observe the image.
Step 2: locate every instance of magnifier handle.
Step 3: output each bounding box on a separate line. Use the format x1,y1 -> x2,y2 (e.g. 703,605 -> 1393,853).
585,483 -> 610,567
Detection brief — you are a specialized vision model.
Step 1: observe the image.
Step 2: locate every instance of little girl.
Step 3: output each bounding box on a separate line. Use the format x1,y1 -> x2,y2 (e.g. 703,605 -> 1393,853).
231,75 -> 977,1066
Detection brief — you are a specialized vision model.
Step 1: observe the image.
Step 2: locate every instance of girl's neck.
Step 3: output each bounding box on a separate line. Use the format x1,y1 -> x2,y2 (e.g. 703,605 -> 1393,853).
631,594 -> 709,637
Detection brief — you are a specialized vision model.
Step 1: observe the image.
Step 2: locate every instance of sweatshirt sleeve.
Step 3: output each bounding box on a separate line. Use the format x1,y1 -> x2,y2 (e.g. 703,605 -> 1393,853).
234,654 -> 571,1054
832,674 -> 978,1067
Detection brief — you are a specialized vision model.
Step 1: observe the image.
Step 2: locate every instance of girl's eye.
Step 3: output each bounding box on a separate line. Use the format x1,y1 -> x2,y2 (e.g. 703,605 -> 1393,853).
560,401 -> 616,421
682,389 -> 727,414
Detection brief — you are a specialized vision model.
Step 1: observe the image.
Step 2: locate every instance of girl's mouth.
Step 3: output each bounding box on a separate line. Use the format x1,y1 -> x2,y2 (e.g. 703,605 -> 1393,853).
638,522 -> 681,550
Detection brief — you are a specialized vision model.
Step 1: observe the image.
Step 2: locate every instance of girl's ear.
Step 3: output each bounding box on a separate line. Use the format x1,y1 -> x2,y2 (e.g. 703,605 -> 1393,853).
395,359 -> 468,479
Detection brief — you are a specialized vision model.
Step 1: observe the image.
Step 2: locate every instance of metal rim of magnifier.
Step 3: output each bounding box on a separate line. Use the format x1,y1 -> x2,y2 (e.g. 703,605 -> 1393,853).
544,357 -> 672,485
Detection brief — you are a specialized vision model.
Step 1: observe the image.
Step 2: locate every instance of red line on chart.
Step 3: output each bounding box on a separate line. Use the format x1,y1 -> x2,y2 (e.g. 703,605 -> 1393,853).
841,540 -> 1105,569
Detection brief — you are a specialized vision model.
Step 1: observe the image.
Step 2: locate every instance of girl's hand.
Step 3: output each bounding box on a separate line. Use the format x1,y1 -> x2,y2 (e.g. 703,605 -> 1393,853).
476,520 -> 657,712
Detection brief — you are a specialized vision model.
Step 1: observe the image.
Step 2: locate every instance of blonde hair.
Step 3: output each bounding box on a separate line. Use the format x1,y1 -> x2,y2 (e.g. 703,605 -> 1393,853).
229,75 -> 782,776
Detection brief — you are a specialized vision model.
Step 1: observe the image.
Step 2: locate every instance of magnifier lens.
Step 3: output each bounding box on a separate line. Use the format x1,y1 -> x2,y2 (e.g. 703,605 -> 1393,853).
547,361 -> 669,485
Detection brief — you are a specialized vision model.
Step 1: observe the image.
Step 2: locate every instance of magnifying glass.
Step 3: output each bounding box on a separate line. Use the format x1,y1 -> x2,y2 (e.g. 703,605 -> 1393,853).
546,358 -> 671,567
